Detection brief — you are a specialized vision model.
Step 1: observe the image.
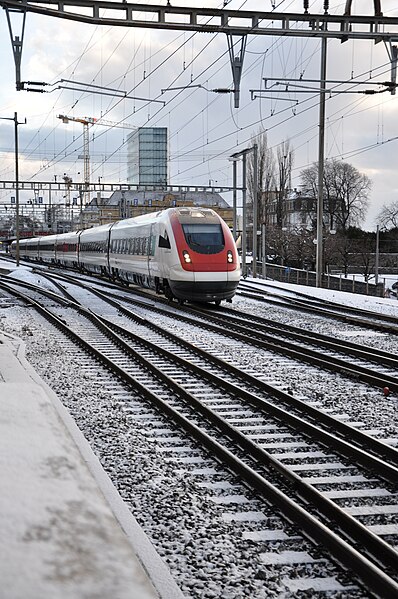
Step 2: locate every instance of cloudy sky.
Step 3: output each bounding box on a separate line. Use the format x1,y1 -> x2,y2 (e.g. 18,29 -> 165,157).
1,0 -> 398,230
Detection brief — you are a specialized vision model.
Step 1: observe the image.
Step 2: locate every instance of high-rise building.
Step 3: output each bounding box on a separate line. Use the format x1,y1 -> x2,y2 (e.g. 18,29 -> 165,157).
127,127 -> 168,186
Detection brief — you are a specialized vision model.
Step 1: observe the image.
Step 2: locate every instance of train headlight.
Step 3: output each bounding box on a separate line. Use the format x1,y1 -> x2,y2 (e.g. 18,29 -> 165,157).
227,250 -> 233,263
182,250 -> 192,263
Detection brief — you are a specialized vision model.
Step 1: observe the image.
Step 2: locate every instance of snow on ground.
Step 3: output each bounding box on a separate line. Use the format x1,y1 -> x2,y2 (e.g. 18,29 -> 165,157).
242,275 -> 398,316
0,257 -> 396,598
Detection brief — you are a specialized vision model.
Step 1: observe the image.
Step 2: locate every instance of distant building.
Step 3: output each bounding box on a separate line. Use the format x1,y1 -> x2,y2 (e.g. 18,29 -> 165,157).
127,127 -> 168,186
79,189 -> 233,229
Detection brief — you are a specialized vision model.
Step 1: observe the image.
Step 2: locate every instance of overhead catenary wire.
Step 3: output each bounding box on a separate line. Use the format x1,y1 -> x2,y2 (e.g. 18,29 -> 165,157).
1,1 -> 396,197
9,0 -> 297,179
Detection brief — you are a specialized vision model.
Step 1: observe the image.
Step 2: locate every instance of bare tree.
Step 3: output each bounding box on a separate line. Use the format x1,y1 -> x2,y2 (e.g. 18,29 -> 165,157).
376,200 -> 398,229
247,129 -> 275,227
300,158 -> 370,231
274,139 -> 294,227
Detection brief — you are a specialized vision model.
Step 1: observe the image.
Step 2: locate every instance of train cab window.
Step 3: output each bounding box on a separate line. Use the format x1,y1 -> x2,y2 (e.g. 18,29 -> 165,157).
182,224 -> 225,254
159,231 -> 171,249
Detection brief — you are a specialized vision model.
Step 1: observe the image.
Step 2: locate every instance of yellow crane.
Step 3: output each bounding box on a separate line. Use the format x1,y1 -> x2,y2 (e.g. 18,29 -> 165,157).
57,114 -> 139,206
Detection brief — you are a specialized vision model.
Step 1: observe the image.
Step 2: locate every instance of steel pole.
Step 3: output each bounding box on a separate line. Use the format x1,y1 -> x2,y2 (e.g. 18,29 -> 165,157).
242,153 -> 247,278
375,224 -> 380,285
232,160 -> 237,241
316,36 -> 327,288
252,143 -> 258,278
48,185 -> 52,230
262,223 -> 266,279
14,112 -> 20,267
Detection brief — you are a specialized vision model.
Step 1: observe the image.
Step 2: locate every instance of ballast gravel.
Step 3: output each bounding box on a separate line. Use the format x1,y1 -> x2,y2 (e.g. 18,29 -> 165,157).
1,286 -> 394,598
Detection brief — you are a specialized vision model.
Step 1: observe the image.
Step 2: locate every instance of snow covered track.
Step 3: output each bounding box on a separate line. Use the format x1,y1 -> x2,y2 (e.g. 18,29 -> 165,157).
238,280 -> 398,334
49,268 -> 398,393
1,274 -> 398,597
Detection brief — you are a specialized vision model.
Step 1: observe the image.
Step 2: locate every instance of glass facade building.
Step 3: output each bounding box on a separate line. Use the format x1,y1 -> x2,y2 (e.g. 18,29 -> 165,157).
127,127 -> 168,186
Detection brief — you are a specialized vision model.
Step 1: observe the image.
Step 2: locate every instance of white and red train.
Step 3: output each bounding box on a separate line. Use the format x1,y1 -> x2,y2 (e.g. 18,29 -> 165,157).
10,207 -> 241,304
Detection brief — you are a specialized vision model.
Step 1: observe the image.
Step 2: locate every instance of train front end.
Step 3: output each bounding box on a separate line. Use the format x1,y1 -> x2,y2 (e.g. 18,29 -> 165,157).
168,208 -> 240,303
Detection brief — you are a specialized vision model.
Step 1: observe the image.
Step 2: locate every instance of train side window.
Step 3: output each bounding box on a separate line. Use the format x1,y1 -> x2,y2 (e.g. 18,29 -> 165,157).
159,231 -> 171,249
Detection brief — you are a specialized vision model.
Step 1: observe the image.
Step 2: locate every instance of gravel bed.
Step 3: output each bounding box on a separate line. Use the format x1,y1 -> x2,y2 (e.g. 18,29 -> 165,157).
0,303 -> 370,598
128,300 -> 398,441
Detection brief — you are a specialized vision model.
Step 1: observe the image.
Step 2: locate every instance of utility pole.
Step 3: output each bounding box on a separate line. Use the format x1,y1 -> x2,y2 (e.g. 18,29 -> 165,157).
232,160 -> 237,241
242,152 -> 247,279
316,35 -> 328,288
229,146 -> 258,279
375,224 -> 380,285
0,112 -> 26,266
262,223 -> 267,280
252,143 -> 258,278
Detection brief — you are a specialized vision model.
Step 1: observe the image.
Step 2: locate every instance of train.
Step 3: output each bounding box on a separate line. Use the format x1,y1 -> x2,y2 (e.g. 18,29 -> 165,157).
10,207 -> 241,304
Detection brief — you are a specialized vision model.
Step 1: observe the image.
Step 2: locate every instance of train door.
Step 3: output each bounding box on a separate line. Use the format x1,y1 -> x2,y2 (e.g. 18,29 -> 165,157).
147,224 -> 158,285
106,222 -> 117,276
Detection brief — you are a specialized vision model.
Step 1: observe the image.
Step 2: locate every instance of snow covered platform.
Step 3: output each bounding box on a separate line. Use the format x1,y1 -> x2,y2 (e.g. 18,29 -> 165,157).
0,332 -> 184,599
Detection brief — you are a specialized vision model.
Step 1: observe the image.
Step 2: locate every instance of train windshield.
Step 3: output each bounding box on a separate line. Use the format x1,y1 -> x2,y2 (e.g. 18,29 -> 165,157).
182,223 -> 225,254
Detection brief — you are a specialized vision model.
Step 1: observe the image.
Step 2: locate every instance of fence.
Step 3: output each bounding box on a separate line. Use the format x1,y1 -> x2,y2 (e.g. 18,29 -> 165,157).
254,262 -> 385,297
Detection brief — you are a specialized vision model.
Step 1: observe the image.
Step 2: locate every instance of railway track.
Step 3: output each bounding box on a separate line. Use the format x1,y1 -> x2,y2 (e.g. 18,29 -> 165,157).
39,268 -> 398,396
1,275 -> 398,597
237,279 -> 398,334
4,255 -> 397,332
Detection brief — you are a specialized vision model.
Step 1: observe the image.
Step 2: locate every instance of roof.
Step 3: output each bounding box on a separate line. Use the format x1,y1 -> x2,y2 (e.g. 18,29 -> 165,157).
90,190 -> 232,209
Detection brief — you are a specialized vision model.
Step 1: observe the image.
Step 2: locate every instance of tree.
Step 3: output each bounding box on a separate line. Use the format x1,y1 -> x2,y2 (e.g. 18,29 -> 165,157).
247,129 -> 275,227
300,158 -> 371,231
274,139 -> 294,228
376,200 -> 398,230
331,231 -> 356,276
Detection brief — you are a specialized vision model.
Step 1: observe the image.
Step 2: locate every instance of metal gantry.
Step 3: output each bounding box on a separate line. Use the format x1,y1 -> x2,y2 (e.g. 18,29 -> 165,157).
2,1 -> 398,36
0,181 -> 239,194
3,1 -> 398,106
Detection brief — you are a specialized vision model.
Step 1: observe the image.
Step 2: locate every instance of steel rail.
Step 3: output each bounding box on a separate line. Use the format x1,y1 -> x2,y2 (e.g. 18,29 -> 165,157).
36,268 -> 398,391
1,277 -> 398,596
31,273 -> 398,467
96,305 -> 398,481
237,286 -> 398,334
191,301 -> 398,370
239,279 -> 398,325
172,305 -> 398,391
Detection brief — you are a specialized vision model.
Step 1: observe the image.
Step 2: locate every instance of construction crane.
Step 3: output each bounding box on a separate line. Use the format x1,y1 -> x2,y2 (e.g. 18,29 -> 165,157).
57,114 -> 139,207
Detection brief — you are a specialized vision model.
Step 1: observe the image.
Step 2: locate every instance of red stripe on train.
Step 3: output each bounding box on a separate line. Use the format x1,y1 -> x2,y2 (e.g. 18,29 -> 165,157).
170,212 -> 238,272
